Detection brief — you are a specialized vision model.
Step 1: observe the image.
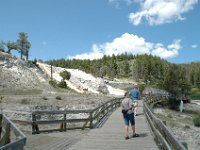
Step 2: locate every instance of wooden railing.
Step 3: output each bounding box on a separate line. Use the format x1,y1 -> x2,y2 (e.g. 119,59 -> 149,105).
0,114 -> 26,150
143,88 -> 187,150
32,98 -> 122,134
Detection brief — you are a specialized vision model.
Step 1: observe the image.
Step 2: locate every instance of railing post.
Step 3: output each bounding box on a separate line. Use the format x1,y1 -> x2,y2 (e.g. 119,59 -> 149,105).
60,113 -> 67,132
181,142 -> 188,150
0,114 -> 2,139
102,104 -> 105,116
64,113 -> 66,131
118,99 -> 120,107
32,114 -> 39,134
89,112 -> 93,129
5,122 -> 11,144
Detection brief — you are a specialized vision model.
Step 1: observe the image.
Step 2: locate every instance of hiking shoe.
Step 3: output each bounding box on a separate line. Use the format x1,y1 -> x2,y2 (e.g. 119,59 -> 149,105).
132,133 -> 139,138
125,136 -> 129,140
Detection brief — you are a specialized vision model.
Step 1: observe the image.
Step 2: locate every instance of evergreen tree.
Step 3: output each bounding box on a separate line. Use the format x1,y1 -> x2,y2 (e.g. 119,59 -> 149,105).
17,32 -> 31,60
0,41 -> 5,51
6,41 -> 18,53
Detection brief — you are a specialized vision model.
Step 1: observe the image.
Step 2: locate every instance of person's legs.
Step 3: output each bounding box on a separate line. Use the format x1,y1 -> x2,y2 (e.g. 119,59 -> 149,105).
129,113 -> 135,135
134,102 -> 138,116
123,114 -> 129,139
131,124 -> 139,137
124,125 -> 129,139
131,125 -> 135,135
130,113 -> 139,137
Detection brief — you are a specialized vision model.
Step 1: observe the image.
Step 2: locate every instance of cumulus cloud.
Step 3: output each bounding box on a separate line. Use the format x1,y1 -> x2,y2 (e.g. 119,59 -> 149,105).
68,33 -> 182,60
129,0 -> 198,25
68,47 -> 104,60
191,44 -> 197,48
152,39 -> 181,58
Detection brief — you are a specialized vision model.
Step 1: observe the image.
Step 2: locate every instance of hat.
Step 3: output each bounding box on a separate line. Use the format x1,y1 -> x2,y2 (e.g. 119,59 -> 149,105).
134,83 -> 138,88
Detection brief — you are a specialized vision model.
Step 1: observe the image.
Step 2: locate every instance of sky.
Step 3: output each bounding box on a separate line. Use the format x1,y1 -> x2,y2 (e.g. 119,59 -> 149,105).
0,0 -> 199,63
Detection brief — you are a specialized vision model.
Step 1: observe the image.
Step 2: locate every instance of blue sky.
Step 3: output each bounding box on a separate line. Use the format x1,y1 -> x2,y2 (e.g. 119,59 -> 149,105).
0,0 -> 199,63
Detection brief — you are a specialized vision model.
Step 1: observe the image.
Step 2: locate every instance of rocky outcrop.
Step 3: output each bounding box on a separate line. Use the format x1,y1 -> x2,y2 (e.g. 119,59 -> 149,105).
0,52 -> 49,92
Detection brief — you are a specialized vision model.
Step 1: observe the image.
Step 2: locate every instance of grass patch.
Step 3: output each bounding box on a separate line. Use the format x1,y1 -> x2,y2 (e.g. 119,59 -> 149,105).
193,113 -> 200,127
0,89 -> 42,95
190,88 -> 200,100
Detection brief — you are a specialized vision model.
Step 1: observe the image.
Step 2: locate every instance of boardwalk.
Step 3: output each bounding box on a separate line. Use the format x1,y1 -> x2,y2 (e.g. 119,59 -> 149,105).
25,100 -> 158,150
68,100 -> 158,150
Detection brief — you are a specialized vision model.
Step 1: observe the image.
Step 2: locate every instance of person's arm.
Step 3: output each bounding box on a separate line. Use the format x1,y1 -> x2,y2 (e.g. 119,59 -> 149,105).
121,102 -> 124,110
128,99 -> 135,110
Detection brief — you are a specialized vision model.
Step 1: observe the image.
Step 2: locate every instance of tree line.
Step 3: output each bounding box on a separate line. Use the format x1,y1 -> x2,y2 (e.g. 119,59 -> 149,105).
47,54 -> 200,98
0,32 -> 31,60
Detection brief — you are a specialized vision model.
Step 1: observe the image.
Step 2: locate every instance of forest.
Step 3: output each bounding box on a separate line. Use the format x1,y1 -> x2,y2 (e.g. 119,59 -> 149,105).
48,54 -> 200,99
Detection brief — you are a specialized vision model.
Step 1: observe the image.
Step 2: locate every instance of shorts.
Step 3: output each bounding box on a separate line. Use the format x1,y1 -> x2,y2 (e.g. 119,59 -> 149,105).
123,113 -> 135,126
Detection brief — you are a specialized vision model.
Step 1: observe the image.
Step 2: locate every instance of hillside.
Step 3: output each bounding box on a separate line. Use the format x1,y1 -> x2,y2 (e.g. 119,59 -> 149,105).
0,52 -> 50,94
0,51 -> 127,95
0,52 -> 128,132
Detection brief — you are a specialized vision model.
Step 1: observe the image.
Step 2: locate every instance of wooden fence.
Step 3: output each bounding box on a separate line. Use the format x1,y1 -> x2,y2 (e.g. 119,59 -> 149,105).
0,114 -> 26,150
32,98 -> 122,134
143,88 -> 187,150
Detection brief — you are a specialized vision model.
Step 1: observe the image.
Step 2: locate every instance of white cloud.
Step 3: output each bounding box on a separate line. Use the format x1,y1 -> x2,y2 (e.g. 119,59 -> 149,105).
152,39 -> 181,58
68,33 -> 182,60
68,47 -> 104,60
191,44 -> 197,48
129,0 -> 198,25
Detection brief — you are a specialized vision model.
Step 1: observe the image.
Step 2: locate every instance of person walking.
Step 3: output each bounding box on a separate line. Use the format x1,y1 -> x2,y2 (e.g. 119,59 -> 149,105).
130,84 -> 140,116
121,92 -> 139,140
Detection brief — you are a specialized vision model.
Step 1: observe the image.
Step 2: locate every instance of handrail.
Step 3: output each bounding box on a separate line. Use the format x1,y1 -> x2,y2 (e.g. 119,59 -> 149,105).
0,114 -> 26,150
31,98 -> 122,134
143,88 -> 187,150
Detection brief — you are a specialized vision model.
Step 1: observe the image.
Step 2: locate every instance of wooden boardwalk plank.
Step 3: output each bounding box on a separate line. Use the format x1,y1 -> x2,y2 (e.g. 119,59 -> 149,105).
68,100 -> 158,150
25,100 -> 158,150
24,130 -> 88,150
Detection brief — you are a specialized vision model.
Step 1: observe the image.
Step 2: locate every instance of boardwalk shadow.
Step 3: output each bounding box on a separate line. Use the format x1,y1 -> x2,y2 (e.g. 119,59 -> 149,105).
136,112 -> 144,116
137,132 -> 148,138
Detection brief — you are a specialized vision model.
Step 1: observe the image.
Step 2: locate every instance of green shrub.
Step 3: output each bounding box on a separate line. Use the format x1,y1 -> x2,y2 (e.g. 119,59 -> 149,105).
60,70 -> 71,80
58,80 -> 67,88
193,113 -> 200,127
42,96 -> 48,100
167,114 -> 173,118
184,125 -> 190,129
0,96 -> 4,103
49,80 -> 58,88
56,96 -> 62,100
168,98 -> 179,110
139,84 -> 145,93
21,98 -> 29,104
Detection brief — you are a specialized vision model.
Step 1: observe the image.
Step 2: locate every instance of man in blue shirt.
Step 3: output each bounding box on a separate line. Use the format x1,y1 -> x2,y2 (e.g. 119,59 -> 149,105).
130,84 -> 140,116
